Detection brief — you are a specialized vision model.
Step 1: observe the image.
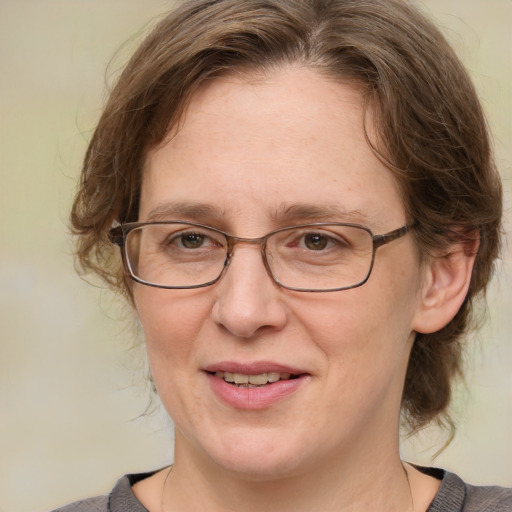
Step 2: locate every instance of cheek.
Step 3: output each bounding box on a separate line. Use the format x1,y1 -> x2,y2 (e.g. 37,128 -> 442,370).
133,288 -> 216,424
134,288 -> 212,373
296,286 -> 415,349
293,265 -> 421,380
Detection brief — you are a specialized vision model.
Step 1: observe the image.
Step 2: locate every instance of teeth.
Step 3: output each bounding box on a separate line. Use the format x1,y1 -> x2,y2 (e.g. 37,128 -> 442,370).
214,371 -> 295,386
233,373 -> 249,384
249,373 -> 268,385
216,371 -> 235,382
267,372 -> 280,383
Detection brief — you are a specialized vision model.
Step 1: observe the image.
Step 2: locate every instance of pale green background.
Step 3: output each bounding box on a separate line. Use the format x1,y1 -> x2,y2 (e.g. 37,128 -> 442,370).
0,1 -> 510,511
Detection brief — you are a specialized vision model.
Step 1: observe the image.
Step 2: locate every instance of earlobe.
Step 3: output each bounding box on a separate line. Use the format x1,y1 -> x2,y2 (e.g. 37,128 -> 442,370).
413,237 -> 479,334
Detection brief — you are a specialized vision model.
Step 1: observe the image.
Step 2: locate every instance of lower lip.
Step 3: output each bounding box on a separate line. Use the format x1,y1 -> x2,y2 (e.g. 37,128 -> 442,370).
206,373 -> 307,410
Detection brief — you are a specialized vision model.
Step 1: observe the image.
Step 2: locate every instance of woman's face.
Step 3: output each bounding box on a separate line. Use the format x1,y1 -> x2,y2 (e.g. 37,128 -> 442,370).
136,67 -> 427,478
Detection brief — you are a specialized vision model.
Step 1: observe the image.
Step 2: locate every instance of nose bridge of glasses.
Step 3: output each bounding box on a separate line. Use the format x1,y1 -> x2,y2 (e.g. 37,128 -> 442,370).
223,233 -> 274,282
226,233 -> 268,253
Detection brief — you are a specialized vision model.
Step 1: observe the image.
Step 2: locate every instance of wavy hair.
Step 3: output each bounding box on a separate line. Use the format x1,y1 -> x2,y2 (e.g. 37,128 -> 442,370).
71,0 -> 503,433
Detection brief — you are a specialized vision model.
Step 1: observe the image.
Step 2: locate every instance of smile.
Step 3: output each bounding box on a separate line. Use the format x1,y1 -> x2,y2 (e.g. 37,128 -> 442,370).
213,371 -> 293,387
204,362 -> 308,408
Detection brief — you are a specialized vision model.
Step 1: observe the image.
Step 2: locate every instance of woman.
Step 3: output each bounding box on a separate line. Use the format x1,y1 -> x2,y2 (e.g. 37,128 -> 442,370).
56,0 -> 510,510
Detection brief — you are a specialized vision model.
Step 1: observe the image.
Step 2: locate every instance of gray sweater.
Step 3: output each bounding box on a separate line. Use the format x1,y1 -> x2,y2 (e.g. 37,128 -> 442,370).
51,467 -> 512,512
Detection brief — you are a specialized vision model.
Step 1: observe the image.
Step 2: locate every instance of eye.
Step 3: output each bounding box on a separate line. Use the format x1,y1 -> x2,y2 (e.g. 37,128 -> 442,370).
162,226 -> 227,252
281,228 -> 353,255
296,231 -> 346,252
302,233 -> 331,251
178,232 -> 209,249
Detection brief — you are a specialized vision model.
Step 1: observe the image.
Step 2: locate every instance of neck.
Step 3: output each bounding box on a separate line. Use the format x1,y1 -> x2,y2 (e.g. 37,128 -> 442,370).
164,432 -> 414,512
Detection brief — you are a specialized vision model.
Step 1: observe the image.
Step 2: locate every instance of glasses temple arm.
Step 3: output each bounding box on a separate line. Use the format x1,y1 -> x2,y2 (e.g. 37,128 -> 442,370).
373,224 -> 413,249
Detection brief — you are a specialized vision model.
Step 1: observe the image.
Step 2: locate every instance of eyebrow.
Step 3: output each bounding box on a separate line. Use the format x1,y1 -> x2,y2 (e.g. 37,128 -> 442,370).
145,201 -> 370,226
145,201 -> 226,224
270,203 -> 369,224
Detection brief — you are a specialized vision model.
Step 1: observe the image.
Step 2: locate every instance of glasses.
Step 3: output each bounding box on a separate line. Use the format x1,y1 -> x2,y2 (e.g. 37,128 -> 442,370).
109,221 -> 413,292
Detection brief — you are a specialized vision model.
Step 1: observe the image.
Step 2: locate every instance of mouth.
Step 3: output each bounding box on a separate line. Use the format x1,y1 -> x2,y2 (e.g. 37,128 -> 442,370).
204,363 -> 308,408
209,371 -> 299,388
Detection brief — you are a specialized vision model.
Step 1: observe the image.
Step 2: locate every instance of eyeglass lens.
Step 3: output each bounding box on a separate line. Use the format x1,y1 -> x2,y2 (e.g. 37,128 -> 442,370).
124,223 -> 375,291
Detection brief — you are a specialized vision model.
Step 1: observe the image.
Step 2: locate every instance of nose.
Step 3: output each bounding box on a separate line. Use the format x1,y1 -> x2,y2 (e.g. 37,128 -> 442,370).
211,245 -> 288,339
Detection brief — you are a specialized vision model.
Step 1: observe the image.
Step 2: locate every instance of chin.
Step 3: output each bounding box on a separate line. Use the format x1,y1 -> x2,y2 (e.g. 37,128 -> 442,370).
194,428 -> 313,481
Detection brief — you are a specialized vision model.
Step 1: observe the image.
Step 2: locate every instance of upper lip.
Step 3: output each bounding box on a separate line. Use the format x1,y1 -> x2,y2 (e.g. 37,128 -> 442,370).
203,361 -> 308,375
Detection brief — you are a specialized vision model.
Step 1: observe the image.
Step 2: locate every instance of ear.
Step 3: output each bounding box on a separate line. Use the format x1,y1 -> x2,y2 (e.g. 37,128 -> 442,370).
412,235 -> 479,334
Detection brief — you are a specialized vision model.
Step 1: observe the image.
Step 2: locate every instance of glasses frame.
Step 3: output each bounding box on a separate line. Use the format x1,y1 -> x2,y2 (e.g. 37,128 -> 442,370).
108,221 -> 413,292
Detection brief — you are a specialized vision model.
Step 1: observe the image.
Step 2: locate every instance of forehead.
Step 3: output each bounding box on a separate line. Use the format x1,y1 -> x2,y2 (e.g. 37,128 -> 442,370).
142,66 -> 405,232
162,66 -> 367,160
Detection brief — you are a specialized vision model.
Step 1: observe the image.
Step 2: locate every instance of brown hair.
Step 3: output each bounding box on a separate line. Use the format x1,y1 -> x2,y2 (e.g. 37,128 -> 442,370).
71,0 -> 502,432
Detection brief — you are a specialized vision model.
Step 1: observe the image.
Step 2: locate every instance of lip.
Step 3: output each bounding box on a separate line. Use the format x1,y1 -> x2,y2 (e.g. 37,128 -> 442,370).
203,361 -> 310,410
203,361 -> 306,375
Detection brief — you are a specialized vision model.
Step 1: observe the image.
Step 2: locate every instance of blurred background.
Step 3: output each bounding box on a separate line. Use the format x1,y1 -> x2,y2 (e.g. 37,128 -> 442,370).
0,1 -> 510,510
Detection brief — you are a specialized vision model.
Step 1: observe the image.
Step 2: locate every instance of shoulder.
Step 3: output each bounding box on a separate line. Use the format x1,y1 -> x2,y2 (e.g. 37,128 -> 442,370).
464,482 -> 512,512
50,471 -> 160,512
50,495 -> 109,512
423,467 -> 512,512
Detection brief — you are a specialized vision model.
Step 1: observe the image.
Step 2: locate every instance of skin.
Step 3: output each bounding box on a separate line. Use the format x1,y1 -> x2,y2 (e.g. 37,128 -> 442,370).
131,66 -> 473,511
